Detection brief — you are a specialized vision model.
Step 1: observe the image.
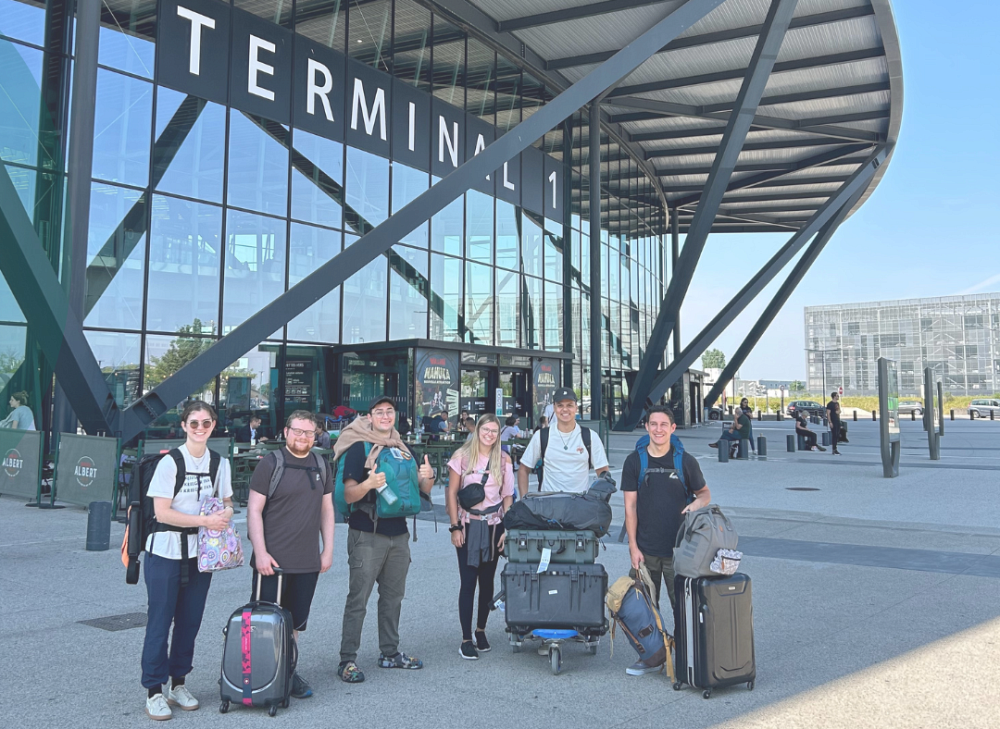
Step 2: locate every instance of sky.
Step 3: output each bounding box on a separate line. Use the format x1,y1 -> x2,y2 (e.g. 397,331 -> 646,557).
682,0 -> 1000,382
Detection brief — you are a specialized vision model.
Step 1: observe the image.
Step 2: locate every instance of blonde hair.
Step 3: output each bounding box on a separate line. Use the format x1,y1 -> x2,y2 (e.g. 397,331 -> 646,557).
453,413 -> 506,489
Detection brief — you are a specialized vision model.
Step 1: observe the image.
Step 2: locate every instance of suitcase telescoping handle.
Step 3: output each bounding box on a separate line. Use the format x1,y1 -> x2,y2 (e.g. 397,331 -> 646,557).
254,567 -> 284,605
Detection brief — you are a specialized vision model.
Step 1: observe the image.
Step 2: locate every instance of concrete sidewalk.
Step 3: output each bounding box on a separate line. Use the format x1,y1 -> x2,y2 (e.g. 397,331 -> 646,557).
2,418 -> 999,727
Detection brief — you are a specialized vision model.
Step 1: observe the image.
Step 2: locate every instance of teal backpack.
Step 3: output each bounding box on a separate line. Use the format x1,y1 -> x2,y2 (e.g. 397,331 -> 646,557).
334,443 -> 422,520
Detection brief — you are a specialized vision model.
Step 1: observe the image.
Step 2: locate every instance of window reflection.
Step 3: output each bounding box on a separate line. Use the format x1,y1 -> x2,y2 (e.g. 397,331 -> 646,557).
522,276 -> 541,350
154,89 -> 225,204
495,200 -> 518,270
345,147 -> 388,231
227,112 -> 289,217
291,129 -> 343,229
98,0 -> 156,79
144,332 -> 217,408
521,211 -> 542,278
93,70 -> 153,188
544,221 -> 562,283
223,210 -> 287,333
0,40 -> 44,167
0,0 -> 45,47
544,281 -> 562,352
287,223 -> 341,343
465,261 -> 492,345
388,245 -> 428,340
466,190 -> 492,264
431,190 -> 463,257
84,183 -> 145,330
496,269 -> 519,348
147,195 -> 222,334
342,250 -> 387,343
86,330 -> 142,407
429,253 -> 461,341
391,163 -> 428,247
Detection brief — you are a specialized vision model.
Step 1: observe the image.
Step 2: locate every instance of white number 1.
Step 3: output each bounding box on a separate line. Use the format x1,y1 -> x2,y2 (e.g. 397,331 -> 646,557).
548,170 -> 557,210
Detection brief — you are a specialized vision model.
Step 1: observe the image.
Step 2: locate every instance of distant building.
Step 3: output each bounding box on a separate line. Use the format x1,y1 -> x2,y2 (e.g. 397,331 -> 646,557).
804,294 -> 1000,396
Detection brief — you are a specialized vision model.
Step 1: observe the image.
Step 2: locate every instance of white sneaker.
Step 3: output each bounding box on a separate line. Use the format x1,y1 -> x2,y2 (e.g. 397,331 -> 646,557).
164,684 -> 199,711
145,693 -> 172,721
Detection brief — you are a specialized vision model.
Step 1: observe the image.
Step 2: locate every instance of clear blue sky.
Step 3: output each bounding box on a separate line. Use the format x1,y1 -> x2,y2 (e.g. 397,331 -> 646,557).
683,0 -> 1000,381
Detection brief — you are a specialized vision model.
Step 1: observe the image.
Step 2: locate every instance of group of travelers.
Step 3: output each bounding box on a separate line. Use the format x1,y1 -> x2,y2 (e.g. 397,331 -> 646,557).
137,387 -> 709,720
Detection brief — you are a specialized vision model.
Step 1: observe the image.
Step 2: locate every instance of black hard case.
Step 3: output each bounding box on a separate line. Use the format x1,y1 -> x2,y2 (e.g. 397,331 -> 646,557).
220,573 -> 296,715
502,562 -> 607,632
673,574 -> 756,697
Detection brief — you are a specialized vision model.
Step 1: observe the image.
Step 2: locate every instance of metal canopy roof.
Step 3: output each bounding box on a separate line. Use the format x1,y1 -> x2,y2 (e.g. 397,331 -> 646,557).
427,0 -> 902,234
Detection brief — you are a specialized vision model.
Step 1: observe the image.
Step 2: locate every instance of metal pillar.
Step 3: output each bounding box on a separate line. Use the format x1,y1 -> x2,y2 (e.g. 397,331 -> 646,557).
704,190 -> 862,407
116,0 -> 727,443
925,367 -> 940,460
589,101 -> 603,422
622,0 -> 799,427
670,207 -> 681,362
614,146 -> 887,430
52,0 -> 102,434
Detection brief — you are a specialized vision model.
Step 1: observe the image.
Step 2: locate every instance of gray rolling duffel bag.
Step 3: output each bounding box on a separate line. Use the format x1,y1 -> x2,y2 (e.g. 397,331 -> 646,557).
672,504 -> 739,579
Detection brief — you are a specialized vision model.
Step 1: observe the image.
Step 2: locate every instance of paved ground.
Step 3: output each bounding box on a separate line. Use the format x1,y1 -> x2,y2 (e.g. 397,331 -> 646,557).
2,417 -> 999,727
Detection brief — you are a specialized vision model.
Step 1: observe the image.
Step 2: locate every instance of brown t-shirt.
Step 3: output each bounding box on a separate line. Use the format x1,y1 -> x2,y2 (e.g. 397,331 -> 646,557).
250,448 -> 333,574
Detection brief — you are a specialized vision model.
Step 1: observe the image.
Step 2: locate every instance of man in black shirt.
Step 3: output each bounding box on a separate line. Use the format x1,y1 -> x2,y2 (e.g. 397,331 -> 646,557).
337,396 -> 434,684
826,392 -> 842,456
622,405 -> 710,676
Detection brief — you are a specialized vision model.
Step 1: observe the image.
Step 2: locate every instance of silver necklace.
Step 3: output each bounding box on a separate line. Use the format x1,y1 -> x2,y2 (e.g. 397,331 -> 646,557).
556,427 -> 573,450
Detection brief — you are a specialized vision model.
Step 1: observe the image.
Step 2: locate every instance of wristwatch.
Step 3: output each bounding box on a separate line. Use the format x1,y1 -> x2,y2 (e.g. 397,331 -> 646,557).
449,524 -> 463,533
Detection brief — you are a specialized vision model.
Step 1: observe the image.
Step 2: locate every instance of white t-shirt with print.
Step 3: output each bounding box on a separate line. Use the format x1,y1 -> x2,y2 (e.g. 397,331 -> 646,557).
520,424 -> 609,493
145,445 -> 233,559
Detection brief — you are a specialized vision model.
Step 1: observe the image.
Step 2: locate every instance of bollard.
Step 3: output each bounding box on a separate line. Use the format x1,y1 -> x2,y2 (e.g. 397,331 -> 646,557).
718,442 -> 729,462
777,410 -> 783,421
853,410 -> 857,422
971,410 -> 975,420
757,410 -> 762,421
911,410 -> 915,421
786,434 -> 796,452
737,439 -> 749,460
950,409 -> 954,421
797,434 -> 807,450
86,500 -> 112,551
821,431 -> 831,447
872,410 -> 877,421
992,410 -> 995,421
757,436 -> 767,457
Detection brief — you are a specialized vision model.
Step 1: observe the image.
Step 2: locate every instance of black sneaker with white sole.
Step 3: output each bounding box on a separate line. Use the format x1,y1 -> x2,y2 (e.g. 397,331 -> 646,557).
474,631 -> 491,652
460,641 -> 479,660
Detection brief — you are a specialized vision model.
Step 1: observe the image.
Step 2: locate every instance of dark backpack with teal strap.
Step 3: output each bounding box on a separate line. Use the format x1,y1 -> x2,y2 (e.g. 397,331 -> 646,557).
634,433 -> 693,503
334,443 -> 422,520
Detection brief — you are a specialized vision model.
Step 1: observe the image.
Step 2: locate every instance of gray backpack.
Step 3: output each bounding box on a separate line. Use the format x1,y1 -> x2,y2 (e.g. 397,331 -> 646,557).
265,449 -> 328,499
672,504 -> 739,578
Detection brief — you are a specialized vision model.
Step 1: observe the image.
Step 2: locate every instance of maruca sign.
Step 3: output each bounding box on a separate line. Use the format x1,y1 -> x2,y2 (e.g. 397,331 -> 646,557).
157,0 -> 564,219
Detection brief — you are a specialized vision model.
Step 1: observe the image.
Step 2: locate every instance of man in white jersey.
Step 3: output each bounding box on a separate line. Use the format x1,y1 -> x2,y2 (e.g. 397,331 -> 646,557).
517,388 -> 609,496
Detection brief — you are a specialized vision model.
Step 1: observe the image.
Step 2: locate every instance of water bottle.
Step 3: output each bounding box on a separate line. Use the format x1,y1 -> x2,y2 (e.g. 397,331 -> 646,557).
376,483 -> 398,506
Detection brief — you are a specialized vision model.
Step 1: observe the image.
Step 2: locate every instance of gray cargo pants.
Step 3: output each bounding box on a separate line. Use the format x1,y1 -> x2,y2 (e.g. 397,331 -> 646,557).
340,528 -> 411,663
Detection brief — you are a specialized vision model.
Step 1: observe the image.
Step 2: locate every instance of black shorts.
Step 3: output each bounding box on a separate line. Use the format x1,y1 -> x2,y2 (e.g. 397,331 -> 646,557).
250,571 -> 319,632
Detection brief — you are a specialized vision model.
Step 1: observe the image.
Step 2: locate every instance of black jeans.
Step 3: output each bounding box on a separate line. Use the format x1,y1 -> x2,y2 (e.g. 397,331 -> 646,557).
799,430 -> 817,449
831,421 -> 841,449
455,526 -> 503,641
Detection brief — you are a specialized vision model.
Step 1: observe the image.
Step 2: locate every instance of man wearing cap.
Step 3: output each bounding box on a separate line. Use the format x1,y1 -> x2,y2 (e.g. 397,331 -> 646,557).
517,388 -> 610,496
334,396 -> 435,684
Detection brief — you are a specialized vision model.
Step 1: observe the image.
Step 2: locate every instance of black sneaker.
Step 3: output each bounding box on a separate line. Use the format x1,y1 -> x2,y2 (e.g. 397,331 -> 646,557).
337,661 -> 365,683
459,641 -> 479,660
290,673 -> 313,699
474,631 -> 491,652
378,651 -> 423,669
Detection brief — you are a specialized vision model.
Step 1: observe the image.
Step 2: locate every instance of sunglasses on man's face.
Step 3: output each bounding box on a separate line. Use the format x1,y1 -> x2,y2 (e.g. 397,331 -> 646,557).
186,419 -> 214,429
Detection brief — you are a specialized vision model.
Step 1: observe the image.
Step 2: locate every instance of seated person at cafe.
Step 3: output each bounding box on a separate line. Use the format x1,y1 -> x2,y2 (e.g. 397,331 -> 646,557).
795,413 -> 825,451
236,415 -> 270,444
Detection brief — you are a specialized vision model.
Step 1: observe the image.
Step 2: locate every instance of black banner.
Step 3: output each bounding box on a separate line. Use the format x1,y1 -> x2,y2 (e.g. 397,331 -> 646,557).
532,359 -> 560,423
414,349 -> 459,422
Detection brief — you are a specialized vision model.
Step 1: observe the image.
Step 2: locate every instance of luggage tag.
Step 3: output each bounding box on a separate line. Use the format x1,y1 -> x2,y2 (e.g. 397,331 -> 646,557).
537,547 -> 552,574
388,447 -> 404,460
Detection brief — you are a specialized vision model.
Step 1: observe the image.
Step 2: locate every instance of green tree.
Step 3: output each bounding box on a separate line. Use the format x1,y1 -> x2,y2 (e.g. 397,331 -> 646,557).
144,319 -> 254,392
789,380 -> 805,392
702,348 -> 726,369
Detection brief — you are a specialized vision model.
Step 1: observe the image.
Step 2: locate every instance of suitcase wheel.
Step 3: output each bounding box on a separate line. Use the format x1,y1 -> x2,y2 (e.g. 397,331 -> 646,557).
702,689 -> 712,700
219,701 -> 230,714
269,705 -> 278,717
549,646 -> 562,675
672,682 -> 682,691
747,680 -> 755,691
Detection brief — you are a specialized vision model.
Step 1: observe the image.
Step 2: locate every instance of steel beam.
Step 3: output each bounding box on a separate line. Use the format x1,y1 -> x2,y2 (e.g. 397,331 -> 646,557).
625,110 -> 885,144
589,101 -> 603,422
703,190 -> 860,408
615,146 -> 886,430
498,0 -> 663,32
623,0 -> 799,433
0,166 -> 119,435
116,0 -> 727,442
645,137 -> 849,161
670,208 -> 681,362
547,5 -> 875,70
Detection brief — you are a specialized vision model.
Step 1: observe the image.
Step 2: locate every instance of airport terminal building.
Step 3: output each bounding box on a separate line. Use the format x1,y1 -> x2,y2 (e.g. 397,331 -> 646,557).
0,0 -> 902,441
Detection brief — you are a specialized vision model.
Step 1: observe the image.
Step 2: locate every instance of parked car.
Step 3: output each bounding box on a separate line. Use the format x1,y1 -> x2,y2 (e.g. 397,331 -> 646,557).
897,400 -> 924,416
969,399 -> 1000,418
787,400 -> 825,418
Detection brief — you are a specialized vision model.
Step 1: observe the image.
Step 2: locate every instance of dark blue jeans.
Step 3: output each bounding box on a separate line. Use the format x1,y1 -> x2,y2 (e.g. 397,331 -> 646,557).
141,553 -> 213,689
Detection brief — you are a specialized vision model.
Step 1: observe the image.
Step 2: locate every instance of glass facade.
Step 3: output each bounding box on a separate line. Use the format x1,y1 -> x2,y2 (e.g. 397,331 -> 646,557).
805,294 -> 1000,396
0,0 -> 668,432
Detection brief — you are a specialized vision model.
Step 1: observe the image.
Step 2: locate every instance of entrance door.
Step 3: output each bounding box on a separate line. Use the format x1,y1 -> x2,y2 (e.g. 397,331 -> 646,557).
460,368 -> 491,415
499,370 -> 529,418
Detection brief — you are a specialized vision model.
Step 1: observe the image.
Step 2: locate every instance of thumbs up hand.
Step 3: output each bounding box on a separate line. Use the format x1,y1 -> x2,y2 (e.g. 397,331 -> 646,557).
418,454 -> 435,482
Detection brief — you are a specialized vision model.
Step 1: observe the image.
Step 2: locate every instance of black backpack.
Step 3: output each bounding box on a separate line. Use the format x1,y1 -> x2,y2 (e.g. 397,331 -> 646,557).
534,426 -> 593,491
122,448 -> 220,585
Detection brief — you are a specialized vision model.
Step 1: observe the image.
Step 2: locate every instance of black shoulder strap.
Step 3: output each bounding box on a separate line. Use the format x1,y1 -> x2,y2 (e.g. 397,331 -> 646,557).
581,427 -> 592,469
209,450 -> 221,495
540,427 -> 549,461
169,449 -> 186,496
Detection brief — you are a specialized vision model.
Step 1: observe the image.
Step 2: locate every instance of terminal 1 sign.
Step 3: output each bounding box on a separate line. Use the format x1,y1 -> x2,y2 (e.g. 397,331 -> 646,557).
157,0 -> 564,219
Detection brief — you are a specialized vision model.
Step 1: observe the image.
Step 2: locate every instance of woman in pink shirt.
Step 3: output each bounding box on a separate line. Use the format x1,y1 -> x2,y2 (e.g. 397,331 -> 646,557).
446,414 -> 515,661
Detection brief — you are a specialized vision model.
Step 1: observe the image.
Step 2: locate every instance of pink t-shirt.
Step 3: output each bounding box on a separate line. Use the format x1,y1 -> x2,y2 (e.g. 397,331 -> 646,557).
447,452 -> 516,522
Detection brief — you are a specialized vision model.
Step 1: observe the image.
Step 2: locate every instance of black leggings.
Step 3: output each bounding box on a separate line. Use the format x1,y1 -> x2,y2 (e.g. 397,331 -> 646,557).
455,526 -> 503,641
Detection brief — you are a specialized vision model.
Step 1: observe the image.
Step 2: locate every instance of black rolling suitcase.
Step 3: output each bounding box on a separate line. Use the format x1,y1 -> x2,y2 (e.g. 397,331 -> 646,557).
673,573 -> 756,699
219,571 -> 296,716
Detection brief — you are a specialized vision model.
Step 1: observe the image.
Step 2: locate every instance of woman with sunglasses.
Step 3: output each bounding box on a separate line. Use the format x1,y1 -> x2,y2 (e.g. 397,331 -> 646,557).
141,401 -> 233,721
445,414 -> 515,660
